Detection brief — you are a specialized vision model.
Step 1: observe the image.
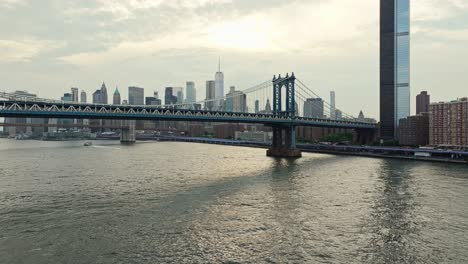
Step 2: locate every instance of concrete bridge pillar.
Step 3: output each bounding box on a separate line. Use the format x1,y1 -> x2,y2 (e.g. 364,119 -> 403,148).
267,125 -> 302,158
120,120 -> 136,144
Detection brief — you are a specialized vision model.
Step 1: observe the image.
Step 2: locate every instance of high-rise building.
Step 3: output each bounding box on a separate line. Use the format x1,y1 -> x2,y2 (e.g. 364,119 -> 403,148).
304,98 -> 324,118
416,91 -> 430,114
225,86 -> 247,112
113,87 -> 121,105
100,82 -> 108,104
128,86 -> 144,105
255,100 -> 260,113
154,91 -> 159,100
80,90 -> 87,103
399,113 -> 429,146
176,88 -> 184,104
186,81 -> 196,104
336,109 -> 343,120
330,91 -> 336,119
71,87 -> 79,102
380,0 -> 410,140
92,90 -> 101,104
145,97 -> 161,106
164,87 -> 178,106
61,93 -> 73,102
205,80 -> 216,111
214,58 -> 224,110
429,98 -> 468,147
264,99 -> 272,113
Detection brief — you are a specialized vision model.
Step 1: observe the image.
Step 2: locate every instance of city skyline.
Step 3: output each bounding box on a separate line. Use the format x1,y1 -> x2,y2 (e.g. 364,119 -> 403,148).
1,1 -> 468,118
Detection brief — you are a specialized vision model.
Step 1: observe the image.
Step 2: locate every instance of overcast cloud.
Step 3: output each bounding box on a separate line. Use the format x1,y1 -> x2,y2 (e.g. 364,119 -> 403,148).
1,0 -> 467,117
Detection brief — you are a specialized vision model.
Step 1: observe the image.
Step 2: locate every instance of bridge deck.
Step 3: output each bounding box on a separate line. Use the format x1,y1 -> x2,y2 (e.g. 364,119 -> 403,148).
0,100 -> 377,129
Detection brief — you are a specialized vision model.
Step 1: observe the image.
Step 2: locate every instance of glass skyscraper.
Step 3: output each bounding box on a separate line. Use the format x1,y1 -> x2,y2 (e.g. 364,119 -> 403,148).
380,0 -> 410,140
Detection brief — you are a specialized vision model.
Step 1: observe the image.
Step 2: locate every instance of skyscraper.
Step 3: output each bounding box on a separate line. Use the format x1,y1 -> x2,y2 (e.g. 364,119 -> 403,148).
128,86 -> 144,105
71,87 -> 79,102
92,90 -> 101,104
225,86 -> 247,113
164,87 -> 178,106
416,91 -> 430,114
205,80 -> 216,111
175,88 -> 184,104
255,100 -> 260,113
330,91 -> 336,119
214,58 -> 224,110
113,87 -> 121,105
80,90 -> 87,103
186,81 -> 196,104
380,0 -> 410,140
100,82 -> 108,104
304,98 -> 324,118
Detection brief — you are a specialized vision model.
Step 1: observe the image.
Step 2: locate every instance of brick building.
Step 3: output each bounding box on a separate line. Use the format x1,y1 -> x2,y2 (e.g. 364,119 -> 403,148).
429,98 -> 468,147
398,113 -> 429,146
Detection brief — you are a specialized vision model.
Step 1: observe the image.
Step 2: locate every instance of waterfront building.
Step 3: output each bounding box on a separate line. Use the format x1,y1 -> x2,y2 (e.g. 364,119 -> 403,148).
80,90 -> 87,103
380,0 -> 411,140
186,81 -> 196,105
71,87 -> 79,102
330,91 -> 336,119
225,86 -> 247,112
416,91 -> 430,114
304,98 -> 324,118
128,86 -> 144,105
4,90 -> 42,136
429,98 -> 468,147
214,58 -> 224,110
399,113 -> 429,146
100,82 -> 108,104
205,80 -> 216,111
113,87 -> 121,105
235,131 -> 272,143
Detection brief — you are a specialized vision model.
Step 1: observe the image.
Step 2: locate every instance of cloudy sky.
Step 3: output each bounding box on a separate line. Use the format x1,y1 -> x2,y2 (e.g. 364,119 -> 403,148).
1,0 -> 467,117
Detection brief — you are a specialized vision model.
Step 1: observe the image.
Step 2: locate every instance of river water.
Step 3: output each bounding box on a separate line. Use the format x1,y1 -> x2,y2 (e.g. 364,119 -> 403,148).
0,139 -> 467,263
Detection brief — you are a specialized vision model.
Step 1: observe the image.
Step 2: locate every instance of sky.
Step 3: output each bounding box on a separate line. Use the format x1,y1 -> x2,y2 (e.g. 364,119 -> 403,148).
1,0 -> 468,118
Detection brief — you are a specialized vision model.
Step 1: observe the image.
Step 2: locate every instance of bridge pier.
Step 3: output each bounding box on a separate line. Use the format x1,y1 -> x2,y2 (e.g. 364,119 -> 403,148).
267,125 -> 302,158
355,128 -> 376,145
120,120 -> 136,144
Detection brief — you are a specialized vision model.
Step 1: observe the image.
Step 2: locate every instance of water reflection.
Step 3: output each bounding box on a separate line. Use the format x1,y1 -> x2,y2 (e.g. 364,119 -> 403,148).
363,160 -> 418,263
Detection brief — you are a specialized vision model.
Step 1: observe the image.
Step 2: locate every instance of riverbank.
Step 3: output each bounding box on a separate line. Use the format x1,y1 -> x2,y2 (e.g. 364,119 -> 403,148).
155,136 -> 468,164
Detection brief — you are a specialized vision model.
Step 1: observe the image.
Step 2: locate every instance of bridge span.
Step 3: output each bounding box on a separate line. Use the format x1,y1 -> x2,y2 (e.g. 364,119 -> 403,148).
0,74 -> 377,157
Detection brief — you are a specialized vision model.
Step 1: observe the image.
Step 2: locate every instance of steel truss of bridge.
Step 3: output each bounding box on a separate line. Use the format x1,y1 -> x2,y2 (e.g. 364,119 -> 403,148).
0,100 -> 376,130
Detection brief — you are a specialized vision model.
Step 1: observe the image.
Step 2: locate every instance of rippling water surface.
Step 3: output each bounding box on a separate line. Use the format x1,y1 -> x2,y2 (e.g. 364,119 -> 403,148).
0,139 -> 467,263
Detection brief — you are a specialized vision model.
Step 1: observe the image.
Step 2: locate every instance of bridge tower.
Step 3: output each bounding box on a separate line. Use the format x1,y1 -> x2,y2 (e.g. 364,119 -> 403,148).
266,73 -> 302,158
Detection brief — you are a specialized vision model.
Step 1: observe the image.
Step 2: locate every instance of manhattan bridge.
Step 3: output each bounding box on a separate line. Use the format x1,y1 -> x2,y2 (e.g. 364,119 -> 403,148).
0,73 -> 377,158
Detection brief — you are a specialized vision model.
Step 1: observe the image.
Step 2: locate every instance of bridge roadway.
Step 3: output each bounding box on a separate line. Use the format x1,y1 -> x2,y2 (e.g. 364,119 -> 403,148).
0,100 -> 376,130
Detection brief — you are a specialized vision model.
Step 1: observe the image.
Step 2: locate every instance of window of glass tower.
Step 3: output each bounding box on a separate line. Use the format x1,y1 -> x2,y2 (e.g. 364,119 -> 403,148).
396,0 -> 409,33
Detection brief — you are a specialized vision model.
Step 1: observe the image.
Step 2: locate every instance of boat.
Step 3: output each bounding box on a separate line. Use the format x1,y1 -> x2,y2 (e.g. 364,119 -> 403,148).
83,142 -> 93,146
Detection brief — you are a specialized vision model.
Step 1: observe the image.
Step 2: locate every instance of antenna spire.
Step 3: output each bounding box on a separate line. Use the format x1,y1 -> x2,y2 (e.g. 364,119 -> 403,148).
218,56 -> 221,72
